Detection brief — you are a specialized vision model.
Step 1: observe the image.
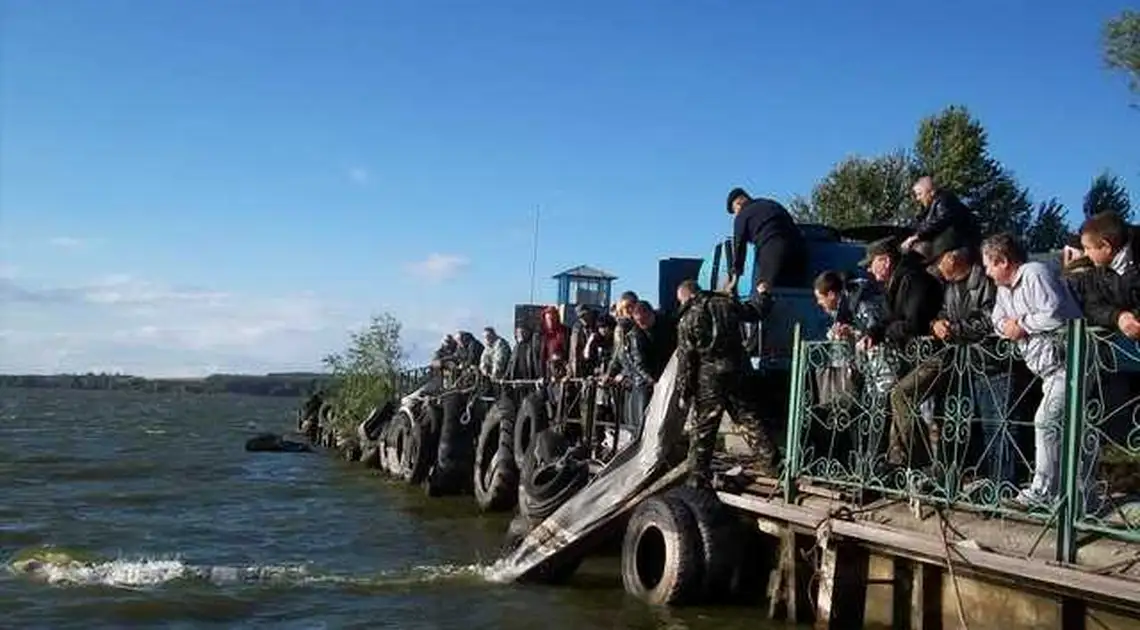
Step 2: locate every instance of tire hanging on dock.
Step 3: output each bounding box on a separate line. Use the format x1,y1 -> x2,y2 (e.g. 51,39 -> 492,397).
401,407 -> 436,485
513,391 -> 549,466
518,429 -> 589,523
425,390 -> 478,497
621,495 -> 705,606
473,396 -> 519,512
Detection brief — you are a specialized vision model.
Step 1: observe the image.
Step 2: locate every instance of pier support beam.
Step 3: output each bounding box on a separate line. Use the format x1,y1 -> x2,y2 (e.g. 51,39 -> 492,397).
814,541 -> 870,629
761,519 -> 812,623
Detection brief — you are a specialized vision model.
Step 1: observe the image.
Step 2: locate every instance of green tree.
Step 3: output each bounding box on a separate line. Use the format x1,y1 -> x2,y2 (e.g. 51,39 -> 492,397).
1083,171 -> 1133,221
322,313 -> 406,434
1025,198 -> 1071,252
912,105 -> 1033,237
1104,10 -> 1140,96
790,152 -> 916,228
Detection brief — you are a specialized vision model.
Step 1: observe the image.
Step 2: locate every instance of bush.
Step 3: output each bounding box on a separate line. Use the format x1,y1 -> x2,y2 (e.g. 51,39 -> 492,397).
322,313 -> 406,435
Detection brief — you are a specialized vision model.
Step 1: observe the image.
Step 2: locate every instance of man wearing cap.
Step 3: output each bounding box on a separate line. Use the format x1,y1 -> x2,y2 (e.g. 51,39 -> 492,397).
723,188 -> 808,308
859,236 -> 943,352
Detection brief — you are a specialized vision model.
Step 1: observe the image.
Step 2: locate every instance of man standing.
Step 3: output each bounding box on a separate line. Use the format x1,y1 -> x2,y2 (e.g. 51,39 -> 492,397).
675,279 -> 777,489
632,300 -> 677,379
723,188 -> 808,314
983,233 -> 1082,509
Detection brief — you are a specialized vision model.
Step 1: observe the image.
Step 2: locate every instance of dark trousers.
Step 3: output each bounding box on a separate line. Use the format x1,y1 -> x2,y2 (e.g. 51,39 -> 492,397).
752,235 -> 809,289
887,358 -> 945,467
687,371 -> 776,488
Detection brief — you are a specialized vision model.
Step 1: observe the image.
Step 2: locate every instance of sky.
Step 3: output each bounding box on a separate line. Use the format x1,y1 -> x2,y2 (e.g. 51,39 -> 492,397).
1,0 -> 1137,377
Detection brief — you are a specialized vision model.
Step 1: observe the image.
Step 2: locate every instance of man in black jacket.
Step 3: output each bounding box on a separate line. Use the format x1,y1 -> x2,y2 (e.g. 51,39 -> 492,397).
508,326 -> 542,381
1074,211 -> 1140,339
723,187 -> 808,314
902,176 -> 980,258
675,280 -> 776,489
857,236 -> 944,469
632,300 -> 676,379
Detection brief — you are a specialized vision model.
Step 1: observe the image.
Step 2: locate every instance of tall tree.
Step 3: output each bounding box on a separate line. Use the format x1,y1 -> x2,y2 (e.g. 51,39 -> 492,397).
1104,10 -> 1140,96
1084,172 -> 1133,221
790,152 -> 916,228
1026,198 -> 1071,252
911,105 -> 1033,237
322,313 -> 406,433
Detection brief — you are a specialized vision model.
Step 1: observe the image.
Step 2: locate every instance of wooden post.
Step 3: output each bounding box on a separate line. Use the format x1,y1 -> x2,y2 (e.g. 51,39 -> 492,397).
763,523 -> 812,623
912,563 -> 943,630
815,542 -> 870,629
892,558 -> 913,630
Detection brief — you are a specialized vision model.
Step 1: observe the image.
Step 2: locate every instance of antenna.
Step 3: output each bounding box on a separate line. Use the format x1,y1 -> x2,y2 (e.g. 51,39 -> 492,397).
528,204 -> 541,303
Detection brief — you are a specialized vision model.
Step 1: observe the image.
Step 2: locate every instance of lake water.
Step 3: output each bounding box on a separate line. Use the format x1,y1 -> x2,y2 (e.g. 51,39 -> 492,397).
0,388 -> 785,629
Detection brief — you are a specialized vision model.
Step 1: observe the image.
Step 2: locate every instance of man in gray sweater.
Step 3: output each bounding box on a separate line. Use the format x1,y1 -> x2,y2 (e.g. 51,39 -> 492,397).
982,234 -> 1082,509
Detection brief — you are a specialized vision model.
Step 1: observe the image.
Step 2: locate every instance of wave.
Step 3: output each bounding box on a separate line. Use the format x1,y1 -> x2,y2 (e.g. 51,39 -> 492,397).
6,546 -> 490,590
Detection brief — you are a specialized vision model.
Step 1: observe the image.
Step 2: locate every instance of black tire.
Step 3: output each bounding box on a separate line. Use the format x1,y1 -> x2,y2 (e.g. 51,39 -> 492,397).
522,460 -> 589,521
388,413 -> 411,478
401,409 -> 435,485
667,486 -> 738,601
474,404 -> 519,512
621,495 -> 705,606
513,392 -> 549,466
361,401 -> 395,441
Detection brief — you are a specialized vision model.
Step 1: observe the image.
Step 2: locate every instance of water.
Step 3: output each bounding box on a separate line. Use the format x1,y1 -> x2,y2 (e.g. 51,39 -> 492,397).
0,388 -> 781,629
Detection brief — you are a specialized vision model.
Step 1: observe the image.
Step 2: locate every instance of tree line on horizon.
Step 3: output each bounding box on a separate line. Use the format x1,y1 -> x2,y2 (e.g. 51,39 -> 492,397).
0,372 -> 333,398
788,10 -> 1139,252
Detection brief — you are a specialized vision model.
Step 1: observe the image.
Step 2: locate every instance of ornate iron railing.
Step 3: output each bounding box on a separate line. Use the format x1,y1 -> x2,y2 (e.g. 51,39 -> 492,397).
781,319 -> 1140,563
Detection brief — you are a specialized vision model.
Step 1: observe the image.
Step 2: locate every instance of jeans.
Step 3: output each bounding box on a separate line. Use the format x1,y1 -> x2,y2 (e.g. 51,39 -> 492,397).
974,372 -> 1014,485
1027,370 -> 1066,500
624,383 -> 652,433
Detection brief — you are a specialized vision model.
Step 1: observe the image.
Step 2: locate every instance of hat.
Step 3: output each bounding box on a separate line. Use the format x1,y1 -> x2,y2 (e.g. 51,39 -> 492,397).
859,236 -> 900,267
726,187 -> 749,214
923,226 -> 972,266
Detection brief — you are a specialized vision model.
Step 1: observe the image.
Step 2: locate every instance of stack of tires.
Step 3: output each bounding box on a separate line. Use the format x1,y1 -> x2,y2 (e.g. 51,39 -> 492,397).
377,400 -> 437,485
620,487 -> 763,606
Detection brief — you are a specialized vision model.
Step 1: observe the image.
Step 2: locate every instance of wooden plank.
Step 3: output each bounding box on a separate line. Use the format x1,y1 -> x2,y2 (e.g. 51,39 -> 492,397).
912,563 -> 942,630
717,492 -> 1140,615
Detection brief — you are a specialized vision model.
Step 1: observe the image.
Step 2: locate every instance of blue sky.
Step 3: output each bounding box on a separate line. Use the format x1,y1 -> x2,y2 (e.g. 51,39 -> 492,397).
1,0 -> 1136,376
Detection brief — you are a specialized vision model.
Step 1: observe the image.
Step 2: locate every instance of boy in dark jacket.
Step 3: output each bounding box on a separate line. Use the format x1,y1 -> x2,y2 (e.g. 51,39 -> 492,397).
1076,211 -> 1140,339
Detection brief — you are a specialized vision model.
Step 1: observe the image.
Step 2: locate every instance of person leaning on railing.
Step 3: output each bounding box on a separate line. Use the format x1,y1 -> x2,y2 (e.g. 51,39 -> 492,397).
1071,211 -> 1140,340
812,269 -> 892,406
854,236 -> 944,471
927,228 -> 1013,486
983,233 -> 1083,510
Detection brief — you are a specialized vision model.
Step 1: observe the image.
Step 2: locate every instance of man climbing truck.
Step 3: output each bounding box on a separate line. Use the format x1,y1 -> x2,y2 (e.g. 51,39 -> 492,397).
723,187 -> 809,318
675,279 -> 778,489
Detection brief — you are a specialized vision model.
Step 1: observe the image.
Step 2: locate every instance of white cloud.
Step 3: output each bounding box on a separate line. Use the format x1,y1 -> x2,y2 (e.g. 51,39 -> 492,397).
0,273 -> 356,377
48,236 -> 87,249
348,167 -> 370,185
406,253 -> 469,283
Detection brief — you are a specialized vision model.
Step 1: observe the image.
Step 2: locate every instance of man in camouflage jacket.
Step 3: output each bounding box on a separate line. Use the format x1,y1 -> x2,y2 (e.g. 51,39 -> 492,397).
675,280 -> 777,488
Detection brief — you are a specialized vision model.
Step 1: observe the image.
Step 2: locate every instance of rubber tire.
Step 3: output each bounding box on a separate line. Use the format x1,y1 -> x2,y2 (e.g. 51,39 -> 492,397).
399,409 -> 435,485
474,405 -> 519,512
361,444 -> 381,468
667,486 -> 738,601
361,400 -> 395,441
388,413 -> 411,478
621,495 -> 705,606
521,461 -> 589,522
513,392 -> 550,466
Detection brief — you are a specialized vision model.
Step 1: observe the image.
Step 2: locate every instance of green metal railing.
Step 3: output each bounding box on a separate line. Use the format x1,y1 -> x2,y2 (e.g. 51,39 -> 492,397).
780,319 -> 1140,563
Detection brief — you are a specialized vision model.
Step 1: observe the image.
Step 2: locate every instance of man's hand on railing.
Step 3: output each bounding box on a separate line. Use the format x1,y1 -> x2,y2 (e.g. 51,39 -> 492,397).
931,319 -> 952,341
1117,312 -> 1140,339
997,318 -> 1027,341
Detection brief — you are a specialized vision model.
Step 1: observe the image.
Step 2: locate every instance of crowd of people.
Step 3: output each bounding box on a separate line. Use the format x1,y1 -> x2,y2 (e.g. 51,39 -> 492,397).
428,175 -> 1139,506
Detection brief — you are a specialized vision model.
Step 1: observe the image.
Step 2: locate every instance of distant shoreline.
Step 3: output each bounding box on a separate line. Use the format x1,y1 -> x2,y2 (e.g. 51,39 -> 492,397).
0,372 -> 330,398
